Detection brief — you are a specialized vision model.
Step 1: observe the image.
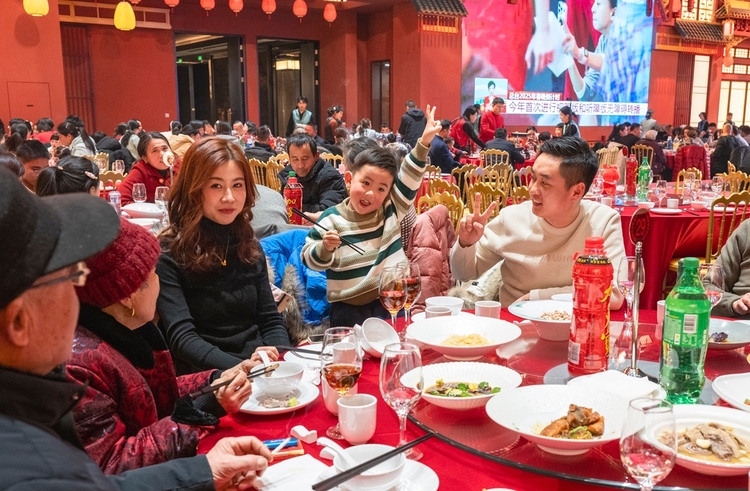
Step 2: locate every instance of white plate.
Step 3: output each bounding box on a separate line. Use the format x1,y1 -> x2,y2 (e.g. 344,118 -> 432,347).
712,373 -> 750,413
649,208 -> 683,215
508,300 -> 572,322
661,405 -> 750,476
551,293 -> 572,302
122,202 -> 163,218
485,385 -> 628,455
127,218 -> 160,229
401,362 -> 522,411
708,318 -> 750,350
316,459 -> 439,491
284,344 -> 324,368
411,311 -> 474,323
240,381 -> 319,415
406,316 -> 521,361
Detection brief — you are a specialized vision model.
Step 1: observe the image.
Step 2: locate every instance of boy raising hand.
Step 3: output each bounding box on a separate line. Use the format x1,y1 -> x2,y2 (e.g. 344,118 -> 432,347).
302,105 -> 441,326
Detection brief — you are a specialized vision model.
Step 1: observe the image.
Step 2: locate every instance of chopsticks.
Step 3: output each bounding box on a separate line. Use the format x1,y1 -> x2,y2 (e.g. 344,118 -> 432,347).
188,364 -> 279,398
290,208 -> 366,255
311,433 -> 434,491
278,345 -> 332,359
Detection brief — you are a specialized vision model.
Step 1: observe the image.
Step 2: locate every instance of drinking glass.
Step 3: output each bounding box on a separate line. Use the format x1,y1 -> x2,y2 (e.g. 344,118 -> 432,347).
683,172 -> 696,203
380,343 -> 423,460
112,160 -> 125,174
620,398 -> 677,491
711,176 -> 724,197
617,256 -> 646,322
321,327 -> 362,439
379,266 -> 406,332
590,174 -> 604,201
654,180 -> 667,208
698,263 -> 724,308
402,263 -> 421,332
154,186 -> 169,225
132,183 -> 147,203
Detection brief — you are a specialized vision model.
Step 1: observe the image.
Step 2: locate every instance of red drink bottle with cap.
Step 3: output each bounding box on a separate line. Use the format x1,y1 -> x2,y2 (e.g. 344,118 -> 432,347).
568,236 -> 613,376
625,154 -> 637,198
284,171 -> 304,225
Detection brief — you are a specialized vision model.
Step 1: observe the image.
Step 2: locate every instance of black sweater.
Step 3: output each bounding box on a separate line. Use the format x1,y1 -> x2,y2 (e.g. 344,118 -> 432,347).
156,218 -> 290,374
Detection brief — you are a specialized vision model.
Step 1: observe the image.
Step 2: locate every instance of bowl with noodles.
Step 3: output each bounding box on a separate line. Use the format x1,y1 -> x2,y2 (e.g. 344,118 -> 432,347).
405,316 -> 521,360
509,300 -> 573,342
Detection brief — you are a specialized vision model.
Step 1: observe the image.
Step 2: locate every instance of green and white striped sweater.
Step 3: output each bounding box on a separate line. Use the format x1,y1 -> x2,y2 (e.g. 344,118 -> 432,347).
301,141 -> 429,305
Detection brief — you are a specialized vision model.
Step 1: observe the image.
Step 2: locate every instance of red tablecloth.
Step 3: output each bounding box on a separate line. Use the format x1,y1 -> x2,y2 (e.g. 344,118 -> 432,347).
459,157 -> 481,166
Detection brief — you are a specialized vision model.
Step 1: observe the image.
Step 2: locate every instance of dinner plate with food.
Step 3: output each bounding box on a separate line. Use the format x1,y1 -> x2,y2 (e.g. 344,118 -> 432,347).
708,319 -> 750,350
315,458 -> 439,491
401,362 -> 522,411
653,404 -> 750,476
485,385 -> 629,455
240,381 -> 319,415
508,299 -> 572,341
712,373 -> 750,413
405,316 -> 521,360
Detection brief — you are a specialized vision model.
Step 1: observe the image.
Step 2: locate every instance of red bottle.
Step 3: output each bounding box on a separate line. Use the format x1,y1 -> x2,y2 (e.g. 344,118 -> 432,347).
284,171 -> 304,225
625,154 -> 637,198
568,236 -> 613,376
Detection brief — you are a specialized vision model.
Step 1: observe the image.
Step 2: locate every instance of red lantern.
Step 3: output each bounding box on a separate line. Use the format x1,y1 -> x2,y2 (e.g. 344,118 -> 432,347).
228,0 -> 243,15
261,0 -> 276,17
200,0 -> 214,15
323,2 -> 336,25
292,0 -> 307,22
164,0 -> 179,9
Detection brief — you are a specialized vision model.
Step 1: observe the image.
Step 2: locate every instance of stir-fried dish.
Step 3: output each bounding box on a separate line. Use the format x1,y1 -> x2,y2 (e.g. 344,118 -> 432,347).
540,310 -> 571,321
425,379 -> 501,397
540,404 -> 605,440
259,396 -> 299,409
659,422 -> 750,464
709,331 -> 729,343
441,334 -> 490,346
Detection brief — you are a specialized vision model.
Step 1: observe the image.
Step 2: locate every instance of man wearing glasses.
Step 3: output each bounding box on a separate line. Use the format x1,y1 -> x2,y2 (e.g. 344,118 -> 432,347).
0,168 -> 272,490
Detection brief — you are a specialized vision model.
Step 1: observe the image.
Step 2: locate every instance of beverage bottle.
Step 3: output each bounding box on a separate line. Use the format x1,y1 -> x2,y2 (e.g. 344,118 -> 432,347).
666,136 -> 673,150
660,257 -> 710,404
284,171 -> 304,225
108,189 -> 122,216
636,157 -> 651,202
568,236 -> 613,376
625,154 -> 637,198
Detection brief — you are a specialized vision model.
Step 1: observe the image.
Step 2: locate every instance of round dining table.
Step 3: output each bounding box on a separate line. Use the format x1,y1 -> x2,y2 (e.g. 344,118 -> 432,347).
198,308 -> 750,490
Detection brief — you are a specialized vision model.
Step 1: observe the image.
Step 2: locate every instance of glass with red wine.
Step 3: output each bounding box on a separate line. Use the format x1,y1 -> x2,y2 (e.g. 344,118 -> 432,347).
321,327 -> 363,439
379,265 -> 406,339
402,263 -> 421,330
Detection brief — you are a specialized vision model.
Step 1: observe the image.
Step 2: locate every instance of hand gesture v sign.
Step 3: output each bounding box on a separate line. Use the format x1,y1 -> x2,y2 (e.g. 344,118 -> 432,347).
419,105 -> 441,147
458,192 -> 498,248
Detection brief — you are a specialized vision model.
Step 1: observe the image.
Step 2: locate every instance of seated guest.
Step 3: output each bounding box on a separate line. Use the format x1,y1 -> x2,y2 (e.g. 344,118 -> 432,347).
712,219 -> 750,318
93,131 -> 134,170
254,125 -> 275,153
733,125 -> 749,147
278,134 -> 347,221
57,118 -> 96,158
485,128 -> 525,165
158,138 -> 289,374
681,128 -> 704,146
444,136 -> 463,159
16,140 -> 50,193
121,120 -> 144,161
119,132 -> 180,205
36,156 -> 99,197
711,123 -> 739,176
618,123 -> 641,151
429,119 -> 460,173
479,98 -> 505,143
538,131 -> 552,144
34,118 -> 55,144
450,137 -> 625,308
169,124 -> 201,160
305,123 -> 330,151
635,130 -> 670,181
554,123 -> 564,137
0,168 -> 273,491
215,121 -> 244,151
0,151 -> 23,177
69,219 -> 255,473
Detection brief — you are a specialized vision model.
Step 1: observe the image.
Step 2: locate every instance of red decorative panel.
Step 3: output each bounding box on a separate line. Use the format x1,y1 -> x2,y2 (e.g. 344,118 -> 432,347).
60,24 -> 95,129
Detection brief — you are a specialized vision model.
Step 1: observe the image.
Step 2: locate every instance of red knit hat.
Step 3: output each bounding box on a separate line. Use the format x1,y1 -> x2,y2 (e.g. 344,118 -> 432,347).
76,218 -> 161,308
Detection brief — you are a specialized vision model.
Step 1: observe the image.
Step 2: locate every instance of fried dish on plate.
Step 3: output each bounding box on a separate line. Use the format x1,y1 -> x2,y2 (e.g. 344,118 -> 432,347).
540,404 -> 605,440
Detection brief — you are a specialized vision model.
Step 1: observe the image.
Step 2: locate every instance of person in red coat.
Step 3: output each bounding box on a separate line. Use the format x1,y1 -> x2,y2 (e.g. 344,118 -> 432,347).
119,132 -> 181,206
479,98 -> 505,143
68,219 -> 261,474
450,105 -> 485,153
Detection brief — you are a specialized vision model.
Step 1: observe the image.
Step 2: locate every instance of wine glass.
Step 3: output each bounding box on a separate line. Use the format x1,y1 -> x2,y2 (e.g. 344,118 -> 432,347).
321,327 -> 362,439
380,343 -> 423,460
620,398 -> 677,491
654,180 -> 667,208
132,183 -> 147,203
402,263 -> 421,332
154,186 -> 169,225
711,176 -> 724,197
698,263 -> 724,308
112,160 -> 125,175
616,256 -> 646,322
590,174 -> 604,201
379,266 -> 406,332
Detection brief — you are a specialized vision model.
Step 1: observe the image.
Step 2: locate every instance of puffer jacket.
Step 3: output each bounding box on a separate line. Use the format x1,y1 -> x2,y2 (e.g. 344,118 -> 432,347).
406,205 -> 457,315
168,133 -> 195,160
675,144 -> 710,179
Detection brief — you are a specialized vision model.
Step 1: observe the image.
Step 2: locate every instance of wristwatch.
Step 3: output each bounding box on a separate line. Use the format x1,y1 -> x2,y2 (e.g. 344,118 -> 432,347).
577,47 -> 589,65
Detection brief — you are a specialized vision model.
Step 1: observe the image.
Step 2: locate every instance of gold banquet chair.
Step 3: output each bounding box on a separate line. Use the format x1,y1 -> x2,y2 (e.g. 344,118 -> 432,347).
425,164 -> 442,182
716,171 -> 750,194
265,159 -> 286,192
480,149 -> 510,167
631,144 -> 654,167
451,164 -> 479,205
99,171 -> 126,185
428,179 -> 461,198
467,181 -> 505,218
514,166 -> 533,188
248,158 -> 267,187
321,152 -> 344,170
674,168 -> 703,194
511,185 -> 531,204
417,193 -> 464,231
596,147 -> 621,169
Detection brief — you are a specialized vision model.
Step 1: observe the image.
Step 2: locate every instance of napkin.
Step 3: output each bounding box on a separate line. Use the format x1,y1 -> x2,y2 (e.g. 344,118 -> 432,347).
567,370 -> 661,400
303,367 -> 321,385
255,455 -> 329,491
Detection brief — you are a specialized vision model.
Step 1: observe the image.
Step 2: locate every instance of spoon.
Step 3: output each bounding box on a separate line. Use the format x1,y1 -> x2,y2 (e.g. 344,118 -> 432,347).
316,437 -> 358,469
258,350 -> 273,377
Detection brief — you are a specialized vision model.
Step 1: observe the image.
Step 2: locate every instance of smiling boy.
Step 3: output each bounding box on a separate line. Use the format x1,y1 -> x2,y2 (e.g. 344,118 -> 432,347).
301,105 -> 440,326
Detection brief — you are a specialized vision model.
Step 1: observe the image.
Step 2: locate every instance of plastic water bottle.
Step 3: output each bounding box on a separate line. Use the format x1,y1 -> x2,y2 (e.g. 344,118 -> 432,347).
625,154 -> 637,199
660,257 -> 710,404
108,189 -> 121,216
284,171 -> 304,225
666,136 -> 673,150
568,236 -> 613,376
636,157 -> 651,202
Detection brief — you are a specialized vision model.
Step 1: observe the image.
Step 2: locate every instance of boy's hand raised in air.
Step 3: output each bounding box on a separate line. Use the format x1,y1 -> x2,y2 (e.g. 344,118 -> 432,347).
322,229 -> 341,252
458,192 -> 498,248
419,105 -> 441,147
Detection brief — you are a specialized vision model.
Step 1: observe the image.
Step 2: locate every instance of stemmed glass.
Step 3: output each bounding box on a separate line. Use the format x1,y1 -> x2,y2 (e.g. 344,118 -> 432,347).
712,176 -> 725,197
402,263 -> 421,331
154,186 -> 169,226
616,256 -> 646,322
321,327 -> 362,439
380,343 -> 423,460
132,182 -> 147,203
590,173 -> 604,202
682,172 -> 695,203
112,160 -> 125,174
698,263 -> 724,309
379,266 -> 406,334
653,180 -> 667,208
620,398 -> 677,491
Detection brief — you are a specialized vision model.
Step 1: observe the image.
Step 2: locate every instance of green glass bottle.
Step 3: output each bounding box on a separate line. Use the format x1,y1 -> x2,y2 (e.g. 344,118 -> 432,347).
636,157 -> 651,202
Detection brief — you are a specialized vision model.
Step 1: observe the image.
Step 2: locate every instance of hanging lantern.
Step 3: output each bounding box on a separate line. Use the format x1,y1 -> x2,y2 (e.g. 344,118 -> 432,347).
200,0 -> 214,15
164,0 -> 179,9
114,1 -> 136,30
261,0 -> 276,18
323,2 -> 336,25
23,0 -> 49,16
292,0 -> 307,22
228,0 -> 243,15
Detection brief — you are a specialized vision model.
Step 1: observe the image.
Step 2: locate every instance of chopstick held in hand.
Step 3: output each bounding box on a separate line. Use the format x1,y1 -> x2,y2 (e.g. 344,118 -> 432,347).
189,364 -> 279,398
290,208 -> 365,255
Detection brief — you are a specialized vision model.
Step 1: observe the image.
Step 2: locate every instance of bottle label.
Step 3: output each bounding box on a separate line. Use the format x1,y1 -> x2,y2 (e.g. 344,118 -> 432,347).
568,341 -> 580,365
663,311 -> 709,348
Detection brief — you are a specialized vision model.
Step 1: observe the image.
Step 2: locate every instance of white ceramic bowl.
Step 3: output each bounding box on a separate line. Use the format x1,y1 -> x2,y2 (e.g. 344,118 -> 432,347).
406,316 -> 521,360
402,362 -> 522,410
637,201 -> 655,210
508,300 -> 572,342
485,384 -> 629,455
252,361 -> 304,398
424,296 -> 464,315
122,202 -> 163,219
332,444 -> 406,490
691,200 -> 707,211
358,318 -> 400,358
127,218 -> 160,230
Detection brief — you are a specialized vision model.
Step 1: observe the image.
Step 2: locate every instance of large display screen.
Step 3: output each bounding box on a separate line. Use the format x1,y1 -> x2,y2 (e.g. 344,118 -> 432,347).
462,0 -> 653,126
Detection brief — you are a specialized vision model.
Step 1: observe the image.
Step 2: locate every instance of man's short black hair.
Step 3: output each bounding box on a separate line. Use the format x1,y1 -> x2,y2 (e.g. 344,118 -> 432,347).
349,147 -> 399,181
16,140 -> 50,163
343,137 -> 379,167
439,119 -> 451,131
296,96 -> 308,104
538,137 -> 598,193
306,123 -> 318,133
538,131 -> 551,142
555,123 -> 564,129
380,123 -> 390,129
622,121 -> 632,128
630,123 -> 641,131
287,134 -> 317,156
257,125 -> 271,141
405,100 -> 416,109
494,128 -> 507,139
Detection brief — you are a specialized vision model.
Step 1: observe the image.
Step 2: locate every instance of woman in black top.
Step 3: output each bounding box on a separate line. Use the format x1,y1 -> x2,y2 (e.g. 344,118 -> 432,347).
559,106 -> 580,137
157,137 -> 289,374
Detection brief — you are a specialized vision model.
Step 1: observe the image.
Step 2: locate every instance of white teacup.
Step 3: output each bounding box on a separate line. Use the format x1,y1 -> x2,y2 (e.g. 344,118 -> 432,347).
475,300 -> 501,319
667,198 -> 679,209
322,378 -> 358,416
425,306 -> 452,318
338,394 -> 377,445
600,196 -> 614,207
425,296 -> 463,315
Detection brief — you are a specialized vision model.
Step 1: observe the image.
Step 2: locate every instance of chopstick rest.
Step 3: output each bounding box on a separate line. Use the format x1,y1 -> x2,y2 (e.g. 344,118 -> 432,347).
291,425 -> 318,444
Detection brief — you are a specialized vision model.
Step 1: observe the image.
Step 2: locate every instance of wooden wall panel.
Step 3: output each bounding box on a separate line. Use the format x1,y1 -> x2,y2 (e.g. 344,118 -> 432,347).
60,24 -> 95,130
675,52 -> 695,126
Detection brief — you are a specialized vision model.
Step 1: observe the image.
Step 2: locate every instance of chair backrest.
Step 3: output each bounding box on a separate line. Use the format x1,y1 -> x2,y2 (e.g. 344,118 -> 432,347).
248,158 -> 267,187
631,144 -> 654,167
467,181 -> 506,218
596,146 -> 623,169
706,191 -> 750,262
513,166 -> 533,188
511,185 -> 530,204
675,167 -> 703,193
99,171 -> 126,185
265,159 -> 285,192
428,179 -> 461,198
425,164 -> 442,182
451,164 -> 479,204
481,149 -> 510,167
417,194 -> 464,231
717,171 -> 750,194
269,153 -> 289,167
320,152 -> 344,169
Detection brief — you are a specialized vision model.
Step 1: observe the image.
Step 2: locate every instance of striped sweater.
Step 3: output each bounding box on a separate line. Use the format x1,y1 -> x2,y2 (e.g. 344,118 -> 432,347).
301,141 -> 429,305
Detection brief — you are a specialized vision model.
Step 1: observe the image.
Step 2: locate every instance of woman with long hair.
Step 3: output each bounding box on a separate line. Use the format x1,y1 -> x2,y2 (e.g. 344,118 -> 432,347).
57,119 -> 96,157
559,106 -> 580,137
325,105 -> 344,144
449,105 -> 485,152
119,132 -> 178,206
121,119 -> 143,160
36,156 -> 99,197
157,137 -> 289,374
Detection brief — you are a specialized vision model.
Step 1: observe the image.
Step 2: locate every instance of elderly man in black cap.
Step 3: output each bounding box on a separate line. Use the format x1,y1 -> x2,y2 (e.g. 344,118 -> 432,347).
0,168 -> 272,490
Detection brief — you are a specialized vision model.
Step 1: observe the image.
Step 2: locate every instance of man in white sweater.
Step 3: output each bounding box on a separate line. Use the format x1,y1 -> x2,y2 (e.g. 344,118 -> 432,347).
451,137 -> 625,309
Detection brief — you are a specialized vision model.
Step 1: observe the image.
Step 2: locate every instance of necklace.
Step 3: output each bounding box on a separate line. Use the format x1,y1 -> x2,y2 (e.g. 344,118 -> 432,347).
214,239 -> 229,266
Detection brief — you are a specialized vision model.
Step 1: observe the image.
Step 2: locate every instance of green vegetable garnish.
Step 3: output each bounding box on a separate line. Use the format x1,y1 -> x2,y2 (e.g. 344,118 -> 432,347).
287,397 -> 298,407
491,387 -> 501,394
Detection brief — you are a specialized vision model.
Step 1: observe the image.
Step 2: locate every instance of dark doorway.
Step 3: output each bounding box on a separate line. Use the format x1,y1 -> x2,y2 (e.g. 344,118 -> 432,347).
175,34 -> 246,125
257,39 -> 319,138
371,61 -> 391,130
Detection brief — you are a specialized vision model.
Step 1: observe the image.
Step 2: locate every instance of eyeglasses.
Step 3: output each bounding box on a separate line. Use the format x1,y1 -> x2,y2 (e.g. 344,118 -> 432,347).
29,262 -> 90,290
